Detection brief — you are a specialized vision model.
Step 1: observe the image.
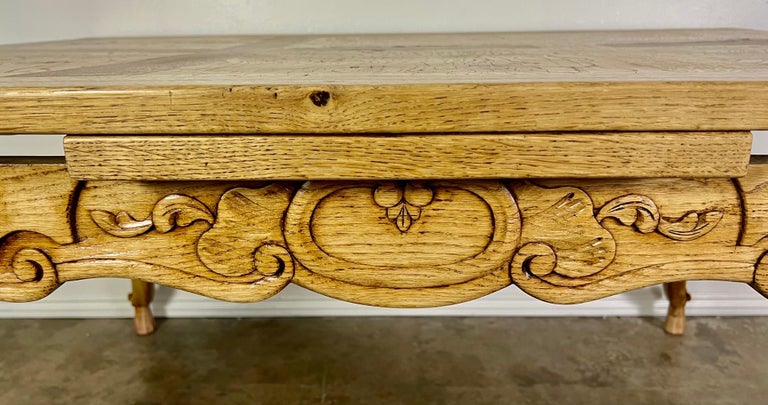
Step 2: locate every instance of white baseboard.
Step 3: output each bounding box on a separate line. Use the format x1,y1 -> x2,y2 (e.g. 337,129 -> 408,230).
1,279 -> 767,318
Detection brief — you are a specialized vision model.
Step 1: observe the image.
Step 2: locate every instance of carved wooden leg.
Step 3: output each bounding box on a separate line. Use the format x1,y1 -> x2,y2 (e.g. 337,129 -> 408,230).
664,281 -> 690,335
129,280 -> 155,336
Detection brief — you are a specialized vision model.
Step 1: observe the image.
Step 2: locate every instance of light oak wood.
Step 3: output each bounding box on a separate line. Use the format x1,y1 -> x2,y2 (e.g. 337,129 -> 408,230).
0,161 -> 75,302
4,30 -> 768,86
2,30 -> 768,134
63,132 -> 751,180
509,176 -> 750,304
2,161 -> 768,308
2,84 -> 767,134
664,281 -> 689,335
129,280 -> 155,336
735,156 -> 768,246
285,181 -> 518,299
0,158 -> 77,246
65,180 -> 293,302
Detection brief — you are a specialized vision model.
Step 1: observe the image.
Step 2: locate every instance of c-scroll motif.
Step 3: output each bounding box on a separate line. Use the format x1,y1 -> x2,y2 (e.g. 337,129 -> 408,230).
508,179 -> 752,304
90,194 -> 214,237
596,194 -> 723,241
510,182 -> 616,279
197,186 -> 294,279
2,164 -> 767,307
27,183 -> 297,302
0,231 -> 61,302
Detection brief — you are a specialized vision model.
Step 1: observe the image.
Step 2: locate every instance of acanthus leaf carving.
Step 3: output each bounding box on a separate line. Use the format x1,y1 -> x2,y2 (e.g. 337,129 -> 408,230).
65,185 -> 296,301
508,182 -> 738,305
197,185 -> 295,278
0,171 -> 760,307
151,194 -> 214,233
656,210 -> 724,241
91,194 -> 214,238
511,182 -> 616,279
597,194 -> 722,241
87,185 -> 295,280
595,195 -> 659,233
89,210 -> 153,238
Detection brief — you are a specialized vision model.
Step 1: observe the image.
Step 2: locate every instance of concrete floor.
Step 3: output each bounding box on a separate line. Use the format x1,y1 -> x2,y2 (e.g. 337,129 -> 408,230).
0,317 -> 766,405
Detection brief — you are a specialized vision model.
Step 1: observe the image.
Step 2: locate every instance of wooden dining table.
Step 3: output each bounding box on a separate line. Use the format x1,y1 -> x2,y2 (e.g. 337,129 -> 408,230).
1,29 -> 767,335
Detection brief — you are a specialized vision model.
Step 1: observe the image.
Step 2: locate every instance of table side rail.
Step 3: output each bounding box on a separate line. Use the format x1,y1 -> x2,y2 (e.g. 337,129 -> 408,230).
62,131 -> 751,180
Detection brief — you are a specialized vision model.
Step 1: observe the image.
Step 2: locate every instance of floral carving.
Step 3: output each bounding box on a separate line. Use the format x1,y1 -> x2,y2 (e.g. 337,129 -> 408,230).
197,185 -> 294,278
508,184 -> 738,305
596,194 -> 723,241
512,182 -> 616,279
88,186 -> 295,280
61,185 -> 297,301
91,194 -> 214,238
286,180 -> 520,294
1,174 -> 763,307
373,182 -> 434,232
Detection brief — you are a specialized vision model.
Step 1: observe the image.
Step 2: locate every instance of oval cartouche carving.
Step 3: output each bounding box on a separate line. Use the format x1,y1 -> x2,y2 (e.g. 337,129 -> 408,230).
311,186 -> 492,267
285,181 -> 520,289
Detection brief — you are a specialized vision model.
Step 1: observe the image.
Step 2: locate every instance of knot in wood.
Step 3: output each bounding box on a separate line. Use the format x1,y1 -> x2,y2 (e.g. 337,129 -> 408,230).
309,90 -> 331,107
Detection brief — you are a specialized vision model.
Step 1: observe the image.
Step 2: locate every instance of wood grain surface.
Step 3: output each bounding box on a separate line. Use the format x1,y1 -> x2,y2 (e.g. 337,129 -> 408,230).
3,30 -> 768,85
1,29 -> 768,133
0,159 -> 77,245
3,160 -> 768,306
734,156 -> 768,246
63,132 -> 751,180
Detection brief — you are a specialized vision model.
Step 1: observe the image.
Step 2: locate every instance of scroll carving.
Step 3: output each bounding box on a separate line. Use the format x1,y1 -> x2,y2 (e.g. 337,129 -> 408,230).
77,184 -> 296,301
197,187 -> 293,278
512,182 -> 615,279
596,194 -> 723,241
284,181 -> 520,303
507,179 -> 753,304
0,231 -> 61,302
0,181 -> 296,302
91,194 -> 214,237
754,252 -> 768,299
3,163 -> 768,307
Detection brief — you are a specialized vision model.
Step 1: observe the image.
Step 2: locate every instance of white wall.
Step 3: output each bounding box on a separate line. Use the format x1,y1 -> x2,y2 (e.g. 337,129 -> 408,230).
2,0 -> 768,318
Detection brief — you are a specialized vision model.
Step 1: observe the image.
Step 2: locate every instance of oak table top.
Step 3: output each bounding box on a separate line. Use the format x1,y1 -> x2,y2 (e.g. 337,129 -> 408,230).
1,29 -> 767,134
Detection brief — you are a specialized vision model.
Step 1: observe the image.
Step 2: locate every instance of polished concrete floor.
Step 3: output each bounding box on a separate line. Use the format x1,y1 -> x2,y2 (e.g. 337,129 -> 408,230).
0,317 -> 766,405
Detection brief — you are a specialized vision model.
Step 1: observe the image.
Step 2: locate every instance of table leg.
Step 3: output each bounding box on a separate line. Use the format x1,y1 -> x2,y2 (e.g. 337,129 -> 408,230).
129,280 -> 155,336
664,281 -> 690,335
